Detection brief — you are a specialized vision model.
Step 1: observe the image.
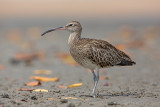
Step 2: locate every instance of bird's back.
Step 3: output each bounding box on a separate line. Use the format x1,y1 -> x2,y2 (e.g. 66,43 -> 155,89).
69,38 -> 135,69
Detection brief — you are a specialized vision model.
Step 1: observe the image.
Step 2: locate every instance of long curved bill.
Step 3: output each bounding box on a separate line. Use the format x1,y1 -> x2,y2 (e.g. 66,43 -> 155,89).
41,26 -> 65,36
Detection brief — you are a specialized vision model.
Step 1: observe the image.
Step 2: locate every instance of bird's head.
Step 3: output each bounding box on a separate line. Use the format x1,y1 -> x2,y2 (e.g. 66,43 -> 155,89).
41,21 -> 82,36
65,21 -> 82,32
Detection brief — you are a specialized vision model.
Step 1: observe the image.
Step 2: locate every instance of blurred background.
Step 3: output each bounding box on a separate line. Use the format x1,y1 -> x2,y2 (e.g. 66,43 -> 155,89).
0,0 -> 159,76
0,0 -> 160,64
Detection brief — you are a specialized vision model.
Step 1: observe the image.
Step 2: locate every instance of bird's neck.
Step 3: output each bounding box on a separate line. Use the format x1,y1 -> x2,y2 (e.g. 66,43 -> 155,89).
68,31 -> 81,47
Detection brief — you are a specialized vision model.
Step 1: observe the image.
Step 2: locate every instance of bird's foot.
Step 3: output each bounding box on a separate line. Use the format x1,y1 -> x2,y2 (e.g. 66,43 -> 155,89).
93,95 -> 96,98
92,93 -> 97,98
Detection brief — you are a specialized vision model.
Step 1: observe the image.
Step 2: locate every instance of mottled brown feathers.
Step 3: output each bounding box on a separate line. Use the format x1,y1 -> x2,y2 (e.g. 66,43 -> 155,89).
65,21 -> 135,69
70,38 -> 135,68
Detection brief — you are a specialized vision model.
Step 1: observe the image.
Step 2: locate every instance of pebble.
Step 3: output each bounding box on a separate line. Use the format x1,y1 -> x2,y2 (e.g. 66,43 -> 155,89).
31,96 -> 37,100
108,101 -> 118,106
1,93 -> 9,98
67,103 -> 75,107
60,99 -> 68,103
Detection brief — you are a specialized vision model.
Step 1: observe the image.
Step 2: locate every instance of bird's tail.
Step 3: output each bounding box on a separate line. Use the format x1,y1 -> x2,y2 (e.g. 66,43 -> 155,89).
116,59 -> 136,66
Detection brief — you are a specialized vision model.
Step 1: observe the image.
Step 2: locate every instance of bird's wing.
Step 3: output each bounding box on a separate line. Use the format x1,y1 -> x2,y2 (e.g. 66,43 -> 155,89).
80,39 -> 132,67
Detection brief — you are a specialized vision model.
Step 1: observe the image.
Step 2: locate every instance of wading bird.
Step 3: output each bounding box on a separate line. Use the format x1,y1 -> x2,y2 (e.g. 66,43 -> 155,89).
41,21 -> 136,98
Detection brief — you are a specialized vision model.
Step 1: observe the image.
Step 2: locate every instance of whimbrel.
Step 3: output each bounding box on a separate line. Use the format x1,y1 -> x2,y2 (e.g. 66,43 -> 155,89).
41,21 -> 136,97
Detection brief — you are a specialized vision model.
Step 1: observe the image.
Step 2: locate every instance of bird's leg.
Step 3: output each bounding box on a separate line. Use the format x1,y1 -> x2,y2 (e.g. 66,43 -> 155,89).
91,70 -> 96,84
91,69 -> 99,98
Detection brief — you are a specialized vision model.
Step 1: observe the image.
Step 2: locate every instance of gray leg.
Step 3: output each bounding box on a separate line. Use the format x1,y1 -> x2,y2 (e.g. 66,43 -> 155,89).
91,69 -> 99,98
91,70 -> 96,84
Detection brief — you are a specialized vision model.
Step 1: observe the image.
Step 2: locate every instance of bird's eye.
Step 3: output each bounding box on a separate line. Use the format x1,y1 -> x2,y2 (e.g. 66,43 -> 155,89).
69,24 -> 73,26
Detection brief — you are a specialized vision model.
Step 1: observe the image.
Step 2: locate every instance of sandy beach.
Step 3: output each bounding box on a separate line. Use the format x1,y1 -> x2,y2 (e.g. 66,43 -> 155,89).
0,19 -> 160,107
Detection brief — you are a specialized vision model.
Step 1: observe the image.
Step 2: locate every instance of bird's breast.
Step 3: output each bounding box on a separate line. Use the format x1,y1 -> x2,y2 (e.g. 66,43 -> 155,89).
69,48 -> 99,70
